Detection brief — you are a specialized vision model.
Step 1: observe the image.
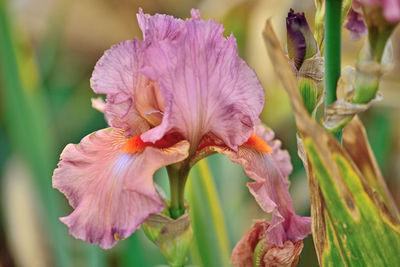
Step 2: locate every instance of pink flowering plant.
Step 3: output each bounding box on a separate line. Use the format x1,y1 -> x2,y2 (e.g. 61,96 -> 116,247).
50,1 -> 400,266
53,8 -> 310,266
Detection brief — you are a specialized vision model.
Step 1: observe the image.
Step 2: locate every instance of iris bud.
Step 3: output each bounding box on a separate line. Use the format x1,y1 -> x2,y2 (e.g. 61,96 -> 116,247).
286,9 -> 323,115
286,9 -> 318,69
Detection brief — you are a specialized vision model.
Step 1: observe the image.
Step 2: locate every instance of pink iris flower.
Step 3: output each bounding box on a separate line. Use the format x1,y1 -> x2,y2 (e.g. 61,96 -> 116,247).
52,9 -> 310,249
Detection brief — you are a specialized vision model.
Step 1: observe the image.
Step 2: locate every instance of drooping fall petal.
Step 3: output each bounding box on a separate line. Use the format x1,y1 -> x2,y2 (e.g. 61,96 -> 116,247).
140,9 -> 265,151
53,128 -> 189,249
203,125 -> 310,246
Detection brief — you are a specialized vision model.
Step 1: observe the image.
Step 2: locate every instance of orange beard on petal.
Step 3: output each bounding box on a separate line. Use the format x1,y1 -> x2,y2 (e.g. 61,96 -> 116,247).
243,134 -> 273,155
121,133 -> 184,154
195,133 -> 272,155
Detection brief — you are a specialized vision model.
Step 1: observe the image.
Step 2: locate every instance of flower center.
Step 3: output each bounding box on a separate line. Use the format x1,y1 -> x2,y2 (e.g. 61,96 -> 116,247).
122,132 -> 184,154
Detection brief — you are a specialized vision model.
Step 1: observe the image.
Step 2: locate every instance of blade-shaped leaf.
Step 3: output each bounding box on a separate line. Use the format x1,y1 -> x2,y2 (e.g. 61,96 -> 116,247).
187,159 -> 231,267
263,20 -> 400,266
0,2 -> 75,266
343,117 -> 399,217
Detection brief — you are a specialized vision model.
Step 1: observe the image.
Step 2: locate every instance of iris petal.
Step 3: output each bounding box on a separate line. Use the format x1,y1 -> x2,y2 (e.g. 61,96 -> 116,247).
90,40 -> 150,137
140,11 -> 264,151
53,128 -> 189,249
202,125 -> 310,246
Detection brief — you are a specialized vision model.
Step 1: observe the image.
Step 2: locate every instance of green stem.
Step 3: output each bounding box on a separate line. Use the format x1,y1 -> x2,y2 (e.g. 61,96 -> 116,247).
167,164 -> 190,219
325,0 -> 343,141
324,0 -> 342,106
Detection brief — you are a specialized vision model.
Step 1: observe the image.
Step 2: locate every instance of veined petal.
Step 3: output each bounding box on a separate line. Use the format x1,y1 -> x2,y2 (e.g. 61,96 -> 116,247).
140,11 -> 265,151
52,128 -> 189,249
202,125 -> 310,246
137,8 -> 184,44
90,40 -> 150,136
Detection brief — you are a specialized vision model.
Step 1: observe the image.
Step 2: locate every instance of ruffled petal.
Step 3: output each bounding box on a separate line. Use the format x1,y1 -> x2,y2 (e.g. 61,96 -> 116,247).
204,125 -> 310,246
90,40 -> 150,136
137,8 -> 184,44
140,11 -> 265,151
53,128 -> 189,249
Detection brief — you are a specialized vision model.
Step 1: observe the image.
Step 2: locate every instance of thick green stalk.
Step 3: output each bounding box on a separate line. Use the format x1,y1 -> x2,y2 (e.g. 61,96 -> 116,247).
167,164 -> 189,219
324,0 -> 342,106
324,0 -> 343,141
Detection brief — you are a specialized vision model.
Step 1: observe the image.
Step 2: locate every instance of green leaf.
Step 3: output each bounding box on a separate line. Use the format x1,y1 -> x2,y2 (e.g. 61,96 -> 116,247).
263,21 -> 400,266
187,160 -> 231,267
0,2 -> 73,266
304,137 -> 400,266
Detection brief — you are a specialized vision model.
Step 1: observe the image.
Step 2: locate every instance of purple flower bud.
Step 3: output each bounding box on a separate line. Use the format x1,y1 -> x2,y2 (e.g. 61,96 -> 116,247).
345,7 -> 368,41
286,9 -> 318,69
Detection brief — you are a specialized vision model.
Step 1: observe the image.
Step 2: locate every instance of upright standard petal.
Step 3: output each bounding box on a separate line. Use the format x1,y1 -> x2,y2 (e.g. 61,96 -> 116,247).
200,125 -> 310,246
140,12 -> 265,151
137,8 -> 184,44
90,40 -> 150,136
53,128 -> 189,249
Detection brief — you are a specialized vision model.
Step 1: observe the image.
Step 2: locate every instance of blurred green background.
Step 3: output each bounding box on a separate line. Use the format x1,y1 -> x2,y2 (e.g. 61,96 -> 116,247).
0,0 -> 399,266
